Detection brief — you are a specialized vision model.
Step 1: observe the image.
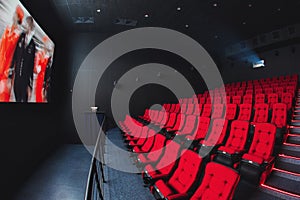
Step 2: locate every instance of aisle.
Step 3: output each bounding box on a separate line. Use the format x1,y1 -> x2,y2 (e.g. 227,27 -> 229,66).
13,145 -> 92,200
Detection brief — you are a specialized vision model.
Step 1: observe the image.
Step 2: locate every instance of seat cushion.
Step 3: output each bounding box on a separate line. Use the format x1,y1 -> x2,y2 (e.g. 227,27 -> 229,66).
242,153 -> 264,164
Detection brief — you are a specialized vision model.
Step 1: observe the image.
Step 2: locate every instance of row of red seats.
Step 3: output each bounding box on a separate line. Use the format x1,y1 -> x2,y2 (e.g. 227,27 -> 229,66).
142,103 -> 287,128
119,116 -> 277,199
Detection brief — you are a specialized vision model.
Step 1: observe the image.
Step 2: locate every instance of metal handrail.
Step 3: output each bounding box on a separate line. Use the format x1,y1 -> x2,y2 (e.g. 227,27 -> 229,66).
85,113 -> 106,200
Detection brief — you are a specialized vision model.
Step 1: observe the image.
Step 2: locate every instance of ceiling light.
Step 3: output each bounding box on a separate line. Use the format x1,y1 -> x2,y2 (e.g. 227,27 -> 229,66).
213,3 -> 218,7
214,35 -> 219,39
242,21 -> 246,25
96,9 -> 101,13
177,7 -> 181,11
277,8 -> 281,11
248,4 -> 252,8
144,14 -> 149,18
185,24 -> 189,28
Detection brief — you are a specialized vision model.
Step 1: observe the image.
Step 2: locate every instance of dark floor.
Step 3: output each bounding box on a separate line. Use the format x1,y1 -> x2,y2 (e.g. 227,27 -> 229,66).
13,145 -> 92,200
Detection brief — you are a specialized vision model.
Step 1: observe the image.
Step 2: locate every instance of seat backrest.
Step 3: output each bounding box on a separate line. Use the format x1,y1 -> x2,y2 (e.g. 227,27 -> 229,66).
201,104 -> 212,117
163,104 -> 171,112
173,114 -> 186,131
186,104 -> 195,115
243,94 -> 253,104
202,119 -> 229,146
253,103 -> 269,123
214,96 -> 222,104
236,90 -> 244,97
225,120 -> 249,151
140,129 -> 156,152
232,96 -> 242,105
211,104 -> 224,119
268,93 -> 279,109
264,87 -> 273,95
164,112 -> 177,128
178,115 -> 197,135
281,92 -> 292,110
145,134 -> 167,162
181,103 -> 188,114
192,117 -> 211,140
237,104 -> 252,121
199,97 -> 206,104
286,86 -> 295,97
153,141 -> 181,174
173,104 -> 181,113
255,93 -> 265,104
271,103 -> 287,128
168,150 -> 203,193
193,104 -> 203,116
225,104 -> 237,120
169,104 -> 177,113
225,96 -> 231,104
248,123 -> 276,160
190,162 -> 240,200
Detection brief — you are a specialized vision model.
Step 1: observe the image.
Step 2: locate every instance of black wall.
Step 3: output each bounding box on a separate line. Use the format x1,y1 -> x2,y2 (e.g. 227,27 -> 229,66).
220,44 -> 300,83
66,32 -> 207,135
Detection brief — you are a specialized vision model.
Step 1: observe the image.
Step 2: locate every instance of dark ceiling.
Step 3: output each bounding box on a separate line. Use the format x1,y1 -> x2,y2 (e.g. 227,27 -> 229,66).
23,0 -> 300,57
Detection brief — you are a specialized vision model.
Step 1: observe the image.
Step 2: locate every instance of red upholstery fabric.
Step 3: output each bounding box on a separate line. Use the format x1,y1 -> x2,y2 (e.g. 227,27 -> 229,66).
144,141 -> 180,179
225,104 -> 237,120
190,162 -> 240,200
218,120 -> 249,153
154,150 -> 203,199
237,104 -> 252,121
214,96 -> 222,104
271,103 -> 287,128
162,112 -> 177,128
167,114 -> 186,131
232,96 -> 242,105
253,103 -> 269,123
268,93 -> 279,109
193,104 -> 203,116
186,117 -> 211,140
255,94 -> 265,104
186,104 -> 195,115
180,104 -> 187,114
211,104 -> 224,119
281,92 -> 292,110
201,119 -> 229,146
201,104 -> 212,117
243,123 -> 276,163
243,94 -> 253,104
133,130 -> 156,153
176,115 -> 197,135
137,134 -> 166,163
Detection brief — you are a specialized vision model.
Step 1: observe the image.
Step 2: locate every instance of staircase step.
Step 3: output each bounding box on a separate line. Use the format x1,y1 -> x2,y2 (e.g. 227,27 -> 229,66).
264,172 -> 300,195
290,120 -> 300,126
272,168 -> 300,181
289,127 -> 300,134
276,158 -> 300,174
280,148 -> 300,157
287,134 -> 300,145
260,184 -> 300,200
277,154 -> 300,163
293,115 -> 300,120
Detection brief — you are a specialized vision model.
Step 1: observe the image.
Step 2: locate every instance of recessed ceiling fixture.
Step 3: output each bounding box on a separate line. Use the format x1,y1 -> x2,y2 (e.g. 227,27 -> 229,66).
213,2 -> 218,7
214,35 -> 219,39
185,24 -> 189,28
144,14 -> 149,18
277,8 -> 281,11
177,7 -> 181,11
96,9 -> 101,13
242,21 -> 247,25
248,4 -> 252,8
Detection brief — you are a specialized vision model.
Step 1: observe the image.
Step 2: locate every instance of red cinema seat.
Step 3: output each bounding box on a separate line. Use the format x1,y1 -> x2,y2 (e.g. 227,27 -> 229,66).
267,93 -> 278,109
237,104 -> 252,121
199,119 -> 229,148
132,129 -> 156,153
255,93 -> 265,104
211,104 -> 224,119
281,92 -> 293,110
232,96 -> 242,105
137,134 -> 167,164
175,115 -> 197,136
153,150 -> 203,200
199,97 -> 206,104
193,103 -> 203,116
243,94 -> 253,104
264,87 -> 273,95
143,140 -> 181,182
225,104 -> 237,120
271,103 -> 287,144
185,104 -> 195,115
186,117 -> 211,141
215,120 -> 249,167
240,123 -> 276,184
252,103 -> 269,124
201,104 -> 212,117
214,96 -> 222,104
190,162 -> 240,200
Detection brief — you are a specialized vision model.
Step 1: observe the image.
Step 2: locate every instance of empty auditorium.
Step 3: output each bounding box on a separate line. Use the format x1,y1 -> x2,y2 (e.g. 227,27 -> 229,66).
1,0 -> 300,199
